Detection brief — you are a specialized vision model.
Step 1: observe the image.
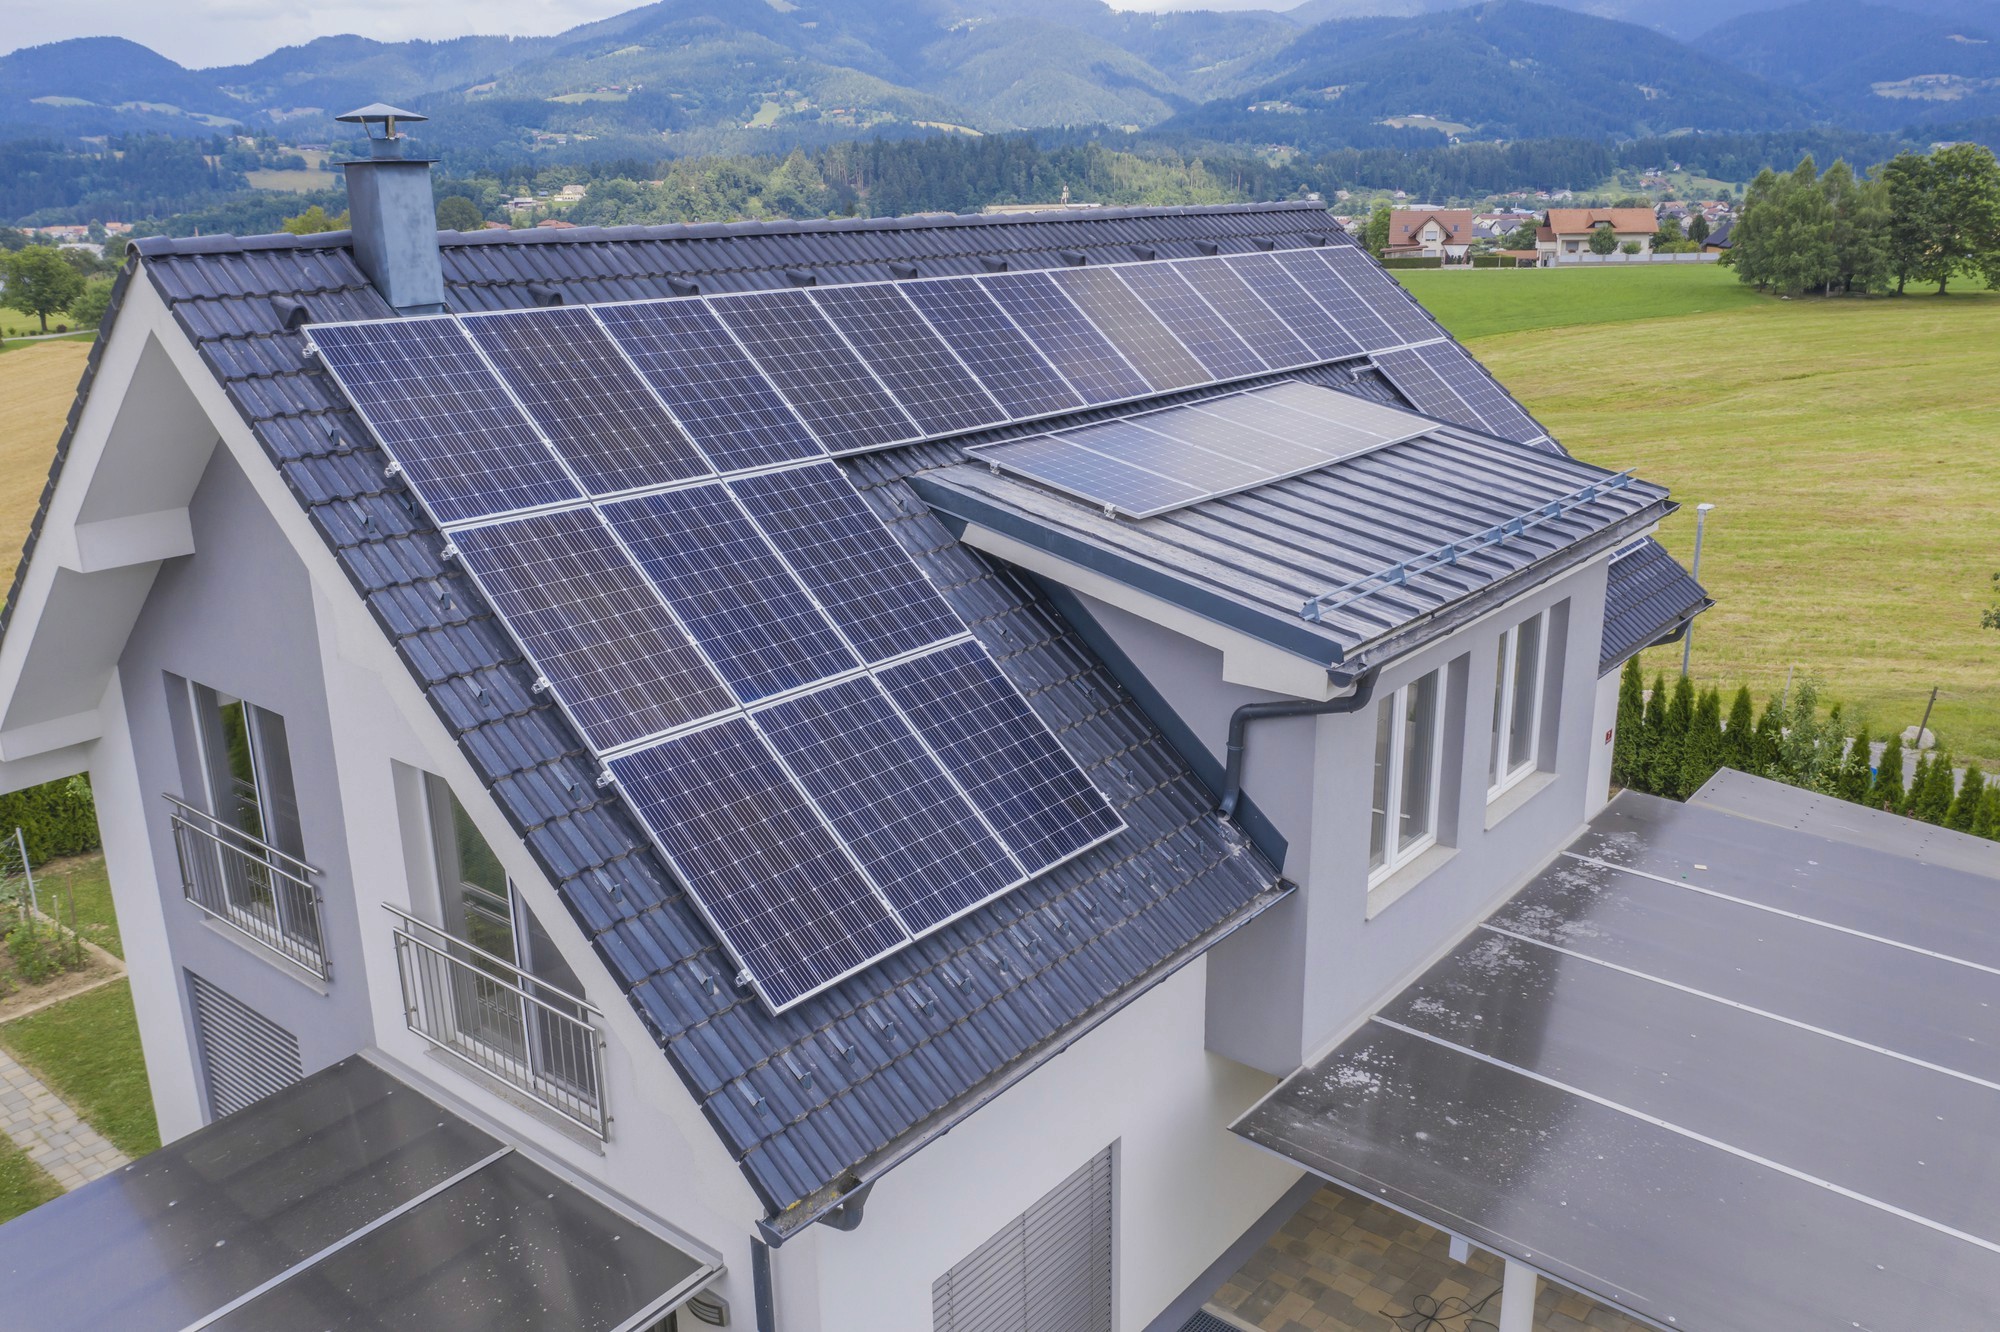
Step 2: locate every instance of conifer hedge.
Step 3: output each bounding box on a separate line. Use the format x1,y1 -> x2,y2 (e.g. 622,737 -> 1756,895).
0,775 -> 101,865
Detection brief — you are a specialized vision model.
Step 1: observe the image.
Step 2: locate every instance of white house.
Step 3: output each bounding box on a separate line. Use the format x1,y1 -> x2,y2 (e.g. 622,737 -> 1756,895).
27,104 -> 1950,1332
1385,208 -> 1472,260
1535,207 -> 1659,262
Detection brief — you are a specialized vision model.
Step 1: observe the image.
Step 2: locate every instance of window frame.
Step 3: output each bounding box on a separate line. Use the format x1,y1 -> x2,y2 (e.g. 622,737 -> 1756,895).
1368,668 -> 1448,886
1488,609 -> 1551,801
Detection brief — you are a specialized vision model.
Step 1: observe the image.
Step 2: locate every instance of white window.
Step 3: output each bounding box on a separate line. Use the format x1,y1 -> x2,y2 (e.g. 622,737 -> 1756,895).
1488,610 -> 1549,799
1369,669 -> 1444,882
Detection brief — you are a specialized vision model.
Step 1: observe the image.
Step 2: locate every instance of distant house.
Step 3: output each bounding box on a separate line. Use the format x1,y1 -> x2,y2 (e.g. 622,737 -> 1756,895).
1386,208 -> 1473,259
1536,207 -> 1659,262
1702,217 -> 1735,253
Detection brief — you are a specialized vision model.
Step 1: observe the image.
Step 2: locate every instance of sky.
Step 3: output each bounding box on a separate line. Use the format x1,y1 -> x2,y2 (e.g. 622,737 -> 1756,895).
3,0 -> 1291,70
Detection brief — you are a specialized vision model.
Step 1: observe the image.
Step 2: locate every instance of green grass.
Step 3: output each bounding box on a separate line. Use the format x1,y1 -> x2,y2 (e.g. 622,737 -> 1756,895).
33,855 -> 119,958
1398,265 -> 2000,762
0,981 -> 159,1158
0,1135 -> 60,1223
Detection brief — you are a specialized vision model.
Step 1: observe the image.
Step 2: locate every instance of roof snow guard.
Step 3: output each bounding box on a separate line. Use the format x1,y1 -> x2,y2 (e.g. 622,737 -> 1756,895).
1235,773 -> 2000,1332
103,204 -> 1335,1232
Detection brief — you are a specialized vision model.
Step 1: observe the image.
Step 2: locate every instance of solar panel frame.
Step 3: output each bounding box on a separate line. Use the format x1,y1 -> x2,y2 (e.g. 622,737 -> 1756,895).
1048,266 -> 1211,392
1112,263 -> 1268,381
1271,249 -> 1401,352
450,507 -> 736,751
460,306 -> 714,496
979,271 -> 1154,404
710,289 -> 920,454
1370,346 -> 1480,429
1220,253 -> 1361,362
610,718 -> 910,1012
307,317 -> 581,525
1315,244 -> 1441,346
591,299 -> 824,470
601,484 -> 859,705
1413,341 -> 1548,443
808,283 -> 1006,438
1172,257 -> 1315,370
900,277 -> 1085,420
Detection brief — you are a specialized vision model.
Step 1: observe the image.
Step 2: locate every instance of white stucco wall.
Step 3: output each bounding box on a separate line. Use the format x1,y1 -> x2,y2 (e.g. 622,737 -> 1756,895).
1588,669 -> 1621,816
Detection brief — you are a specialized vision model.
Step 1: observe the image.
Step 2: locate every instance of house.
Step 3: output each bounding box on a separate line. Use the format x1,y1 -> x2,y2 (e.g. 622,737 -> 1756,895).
1702,216 -> 1735,253
35,102 -> 2000,1332
1535,207 -> 1660,262
1385,208 -> 1472,259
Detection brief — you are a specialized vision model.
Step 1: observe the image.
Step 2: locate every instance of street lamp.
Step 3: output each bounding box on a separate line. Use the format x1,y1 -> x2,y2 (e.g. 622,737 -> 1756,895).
1681,502 -> 1716,678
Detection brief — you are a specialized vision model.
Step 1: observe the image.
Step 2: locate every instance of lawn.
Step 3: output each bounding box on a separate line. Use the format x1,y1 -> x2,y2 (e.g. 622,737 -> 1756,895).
33,854 -> 121,959
0,981 -> 159,1159
0,1136 -> 60,1224
1399,266 -> 2000,763
0,339 -> 89,590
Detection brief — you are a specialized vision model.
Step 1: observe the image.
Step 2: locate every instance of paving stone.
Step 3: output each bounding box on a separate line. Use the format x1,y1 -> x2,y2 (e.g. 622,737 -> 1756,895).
0,1047 -> 129,1192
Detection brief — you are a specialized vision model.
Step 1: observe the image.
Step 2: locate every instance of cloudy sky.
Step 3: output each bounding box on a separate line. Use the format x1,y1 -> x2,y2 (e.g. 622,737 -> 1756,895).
6,0 -> 1281,69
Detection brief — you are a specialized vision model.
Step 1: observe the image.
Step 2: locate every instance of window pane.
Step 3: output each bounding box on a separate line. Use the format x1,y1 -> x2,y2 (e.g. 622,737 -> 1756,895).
1508,616 -> 1543,772
1489,636 -> 1509,788
1398,672 -> 1439,851
250,707 -> 304,860
1369,701 -> 1394,870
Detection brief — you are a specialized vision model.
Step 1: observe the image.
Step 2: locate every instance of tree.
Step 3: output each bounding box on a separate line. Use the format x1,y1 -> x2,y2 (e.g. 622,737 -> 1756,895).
1751,695 -> 1784,776
1679,687 -> 1725,798
1947,763 -> 1985,832
1653,217 -> 1684,249
1502,220 -> 1539,251
1639,673 -> 1668,793
1612,656 -> 1645,788
1730,167 -> 1785,290
1975,786 -> 2000,840
1587,225 -> 1619,256
1651,675 -> 1695,798
281,204 -> 348,235
436,195 -> 485,232
1835,724 -> 1872,803
1881,151 -> 1933,294
1775,679 -> 1837,789
1919,143 -> 2000,294
1723,686 -> 1755,771
1822,160 -> 1891,294
1688,213 -> 1711,244
1364,202 -> 1392,258
1907,752 -> 1936,819
66,273 -> 116,331
1872,731 -> 1906,810
3,245 -> 88,334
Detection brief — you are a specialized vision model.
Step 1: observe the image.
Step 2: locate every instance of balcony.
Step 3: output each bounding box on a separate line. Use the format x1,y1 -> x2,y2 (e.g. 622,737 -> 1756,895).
167,795 -> 327,979
388,907 -> 607,1139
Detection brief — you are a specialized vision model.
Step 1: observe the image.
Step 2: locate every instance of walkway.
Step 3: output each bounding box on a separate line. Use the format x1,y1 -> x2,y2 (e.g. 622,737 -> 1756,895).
0,1045 -> 127,1190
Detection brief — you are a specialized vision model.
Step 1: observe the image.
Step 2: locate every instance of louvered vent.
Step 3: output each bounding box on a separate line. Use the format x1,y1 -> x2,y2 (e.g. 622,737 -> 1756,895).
931,1146 -> 1113,1332
189,972 -> 303,1119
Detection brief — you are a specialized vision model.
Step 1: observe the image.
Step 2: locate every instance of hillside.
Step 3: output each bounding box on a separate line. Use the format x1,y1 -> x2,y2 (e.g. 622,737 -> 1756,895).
1698,0 -> 2000,129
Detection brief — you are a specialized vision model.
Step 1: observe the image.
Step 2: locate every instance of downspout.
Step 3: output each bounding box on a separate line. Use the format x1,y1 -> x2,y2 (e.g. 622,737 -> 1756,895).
1218,669 -> 1381,820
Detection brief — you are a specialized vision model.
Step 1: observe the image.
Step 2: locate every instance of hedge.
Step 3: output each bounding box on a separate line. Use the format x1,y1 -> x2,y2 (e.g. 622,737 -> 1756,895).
0,775 -> 101,865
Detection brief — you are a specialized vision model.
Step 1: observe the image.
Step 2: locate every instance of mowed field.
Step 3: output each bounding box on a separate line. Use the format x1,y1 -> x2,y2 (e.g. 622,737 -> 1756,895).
1400,264 -> 2000,763
0,339 -> 89,589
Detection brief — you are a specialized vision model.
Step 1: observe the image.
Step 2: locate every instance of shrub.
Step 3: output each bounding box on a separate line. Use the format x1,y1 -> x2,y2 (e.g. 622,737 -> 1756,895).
1620,241 -> 1642,255
1751,697 -> 1784,775
1976,786 -> 2000,839
1649,675 -> 1694,798
1948,764 -> 1986,832
1872,732 -> 1906,810
1612,657 -> 1644,788
1913,751 -> 1956,824
6,918 -> 84,985
0,775 -> 99,865
1723,686 -> 1756,772
1834,725 -> 1872,803
1678,687 -> 1725,797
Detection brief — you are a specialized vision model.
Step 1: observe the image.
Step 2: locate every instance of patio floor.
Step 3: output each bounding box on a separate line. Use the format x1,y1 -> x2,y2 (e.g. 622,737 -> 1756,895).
1203,1185 -> 1653,1332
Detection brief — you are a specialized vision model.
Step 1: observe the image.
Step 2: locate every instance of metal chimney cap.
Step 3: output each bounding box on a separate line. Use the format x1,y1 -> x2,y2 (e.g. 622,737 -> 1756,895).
336,104 -> 428,126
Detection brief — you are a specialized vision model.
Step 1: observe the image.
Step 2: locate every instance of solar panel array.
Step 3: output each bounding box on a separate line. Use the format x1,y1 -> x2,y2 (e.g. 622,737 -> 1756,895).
969,380 -> 1438,518
1369,343 -> 1549,446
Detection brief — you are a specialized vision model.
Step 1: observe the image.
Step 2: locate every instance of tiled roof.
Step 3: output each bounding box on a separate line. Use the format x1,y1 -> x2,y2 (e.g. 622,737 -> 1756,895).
1389,209 -> 1472,241
1545,208 -> 1658,236
90,203 -> 1343,1234
1599,537 -> 1710,675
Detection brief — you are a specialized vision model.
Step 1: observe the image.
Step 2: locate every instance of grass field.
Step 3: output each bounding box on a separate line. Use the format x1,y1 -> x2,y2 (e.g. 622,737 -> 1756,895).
35,854 -> 121,959
0,1136 -> 60,1224
1400,265 -> 2000,763
0,339 -> 87,590
0,980 -> 159,1159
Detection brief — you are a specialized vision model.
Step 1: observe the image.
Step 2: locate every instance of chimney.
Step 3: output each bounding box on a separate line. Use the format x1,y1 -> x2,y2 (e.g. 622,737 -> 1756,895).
335,104 -> 444,313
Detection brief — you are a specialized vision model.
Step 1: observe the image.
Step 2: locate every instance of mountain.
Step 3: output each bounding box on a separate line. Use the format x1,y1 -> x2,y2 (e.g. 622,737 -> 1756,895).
1280,0 -> 1998,41
1158,0 -> 1822,149
0,36 -> 250,137
1698,0 -> 2000,129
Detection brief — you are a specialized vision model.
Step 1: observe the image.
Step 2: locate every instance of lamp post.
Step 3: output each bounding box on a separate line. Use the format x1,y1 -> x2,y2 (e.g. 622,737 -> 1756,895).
1681,502 -> 1715,678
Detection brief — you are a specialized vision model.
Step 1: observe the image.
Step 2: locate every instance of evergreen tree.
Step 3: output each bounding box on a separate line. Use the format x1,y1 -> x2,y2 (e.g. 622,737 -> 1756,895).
1639,674 -> 1668,793
1873,732 -> 1906,810
1834,724 -> 1872,803
1688,212 -> 1711,244
1679,687 -> 1725,798
1612,656 -> 1645,789
1915,752 -> 1956,824
1907,751 -> 1933,817
1751,696 -> 1785,776
1651,675 -> 1696,798
1947,764 -> 1985,832
1723,686 -> 1756,771
1975,786 -> 2000,840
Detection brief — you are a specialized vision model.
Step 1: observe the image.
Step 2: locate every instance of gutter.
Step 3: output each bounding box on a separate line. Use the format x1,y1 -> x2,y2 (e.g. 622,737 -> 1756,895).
1219,668 -> 1380,820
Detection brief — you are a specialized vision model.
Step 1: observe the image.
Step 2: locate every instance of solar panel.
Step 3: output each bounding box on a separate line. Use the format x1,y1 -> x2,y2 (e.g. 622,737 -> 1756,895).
878,640 -> 1121,873
901,278 -> 1084,420
1136,404 -> 1330,477
1114,263 -> 1267,380
711,290 -> 917,453
609,720 -> 908,1011
1221,254 -> 1360,361
308,318 -> 579,525
756,676 -> 1020,932
1370,346 -> 1477,427
727,463 -> 965,661
1049,267 -> 1210,392
451,508 -> 734,750
1272,249 -> 1399,351
1414,341 -> 1547,443
593,300 -> 823,470
601,485 -> 858,704
967,432 -> 1208,518
1174,257 -> 1313,370
1316,245 -> 1440,346
1193,379 -> 1433,457
981,271 -> 1152,404
462,307 -> 712,495
809,284 -> 1005,437
1057,418 -> 1272,494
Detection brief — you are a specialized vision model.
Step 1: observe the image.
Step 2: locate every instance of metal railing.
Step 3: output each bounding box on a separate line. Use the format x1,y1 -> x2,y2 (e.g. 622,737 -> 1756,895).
167,794 -> 327,978
388,906 -> 607,1139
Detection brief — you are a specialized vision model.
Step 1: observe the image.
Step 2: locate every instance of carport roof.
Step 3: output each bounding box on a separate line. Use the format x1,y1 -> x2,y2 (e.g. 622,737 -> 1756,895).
1234,771 -> 2000,1332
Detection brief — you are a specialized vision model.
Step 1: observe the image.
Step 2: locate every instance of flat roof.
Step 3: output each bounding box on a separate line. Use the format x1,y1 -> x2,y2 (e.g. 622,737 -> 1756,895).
0,1057 -> 716,1332
1234,774 -> 2000,1331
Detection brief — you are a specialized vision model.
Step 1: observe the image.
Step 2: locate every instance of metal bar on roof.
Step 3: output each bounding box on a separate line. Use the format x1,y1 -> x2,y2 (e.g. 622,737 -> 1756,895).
1299,470 -> 1638,622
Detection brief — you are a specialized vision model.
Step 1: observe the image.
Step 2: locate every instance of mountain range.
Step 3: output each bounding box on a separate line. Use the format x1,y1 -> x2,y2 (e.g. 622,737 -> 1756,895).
2,0 -> 1996,157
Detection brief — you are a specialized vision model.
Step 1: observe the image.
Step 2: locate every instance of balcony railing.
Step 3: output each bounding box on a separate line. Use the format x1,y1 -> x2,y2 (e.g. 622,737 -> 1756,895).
388,906 -> 607,1139
167,795 -> 327,979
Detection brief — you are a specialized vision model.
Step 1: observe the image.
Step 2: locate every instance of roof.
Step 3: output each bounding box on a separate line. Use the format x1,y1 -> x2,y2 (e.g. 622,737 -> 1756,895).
0,1056 -> 716,1331
1704,217 -> 1735,248
1387,209 -> 1472,244
66,203 -> 1347,1235
1235,774 -> 2000,1332
1598,536 -> 1710,675
1544,208 -> 1658,235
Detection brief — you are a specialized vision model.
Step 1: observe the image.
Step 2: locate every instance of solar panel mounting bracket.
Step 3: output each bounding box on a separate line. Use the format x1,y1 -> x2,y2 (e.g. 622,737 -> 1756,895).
594,769 -> 615,789
438,541 -> 458,561
531,675 -> 551,694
